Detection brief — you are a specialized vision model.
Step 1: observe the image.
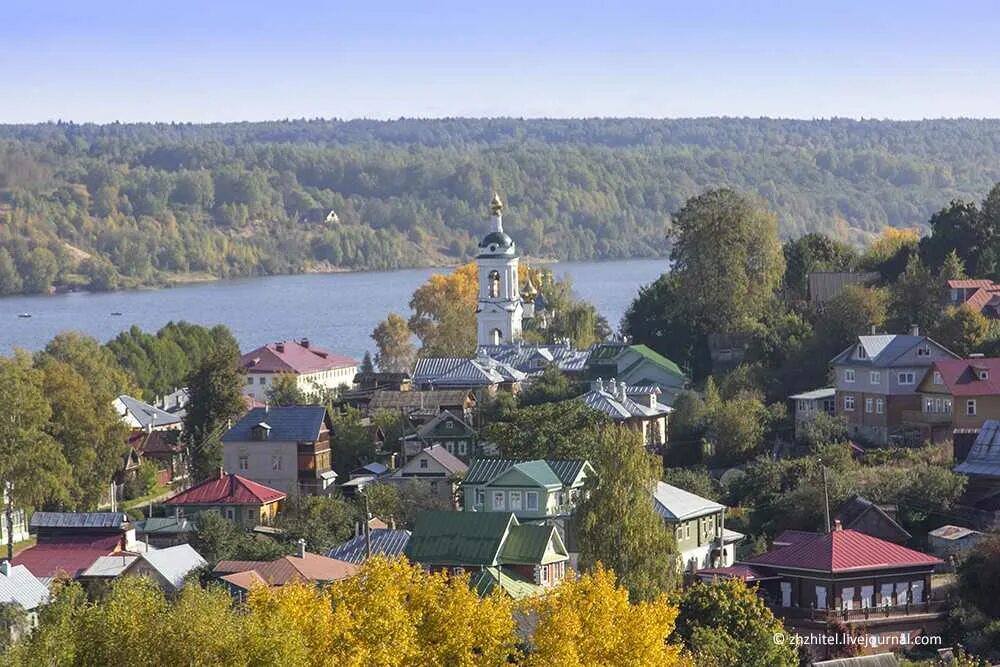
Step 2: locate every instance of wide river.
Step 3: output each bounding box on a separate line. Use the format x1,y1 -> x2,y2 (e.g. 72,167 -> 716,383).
0,258 -> 666,358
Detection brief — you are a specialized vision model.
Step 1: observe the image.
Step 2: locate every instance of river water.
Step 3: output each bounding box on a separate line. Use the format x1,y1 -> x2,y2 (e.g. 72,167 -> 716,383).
0,258 -> 666,358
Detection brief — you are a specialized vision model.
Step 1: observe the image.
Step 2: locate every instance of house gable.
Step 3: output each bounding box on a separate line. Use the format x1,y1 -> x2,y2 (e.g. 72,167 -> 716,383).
486,463 -> 560,490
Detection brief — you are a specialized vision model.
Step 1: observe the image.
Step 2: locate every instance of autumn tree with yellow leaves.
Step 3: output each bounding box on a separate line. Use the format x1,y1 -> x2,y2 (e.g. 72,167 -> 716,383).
3,557 -> 702,667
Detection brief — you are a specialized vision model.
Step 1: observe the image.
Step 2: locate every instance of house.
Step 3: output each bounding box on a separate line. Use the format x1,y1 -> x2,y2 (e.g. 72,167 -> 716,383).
412,353 -> 526,392
697,523 -> 946,659
154,387 -> 189,417
953,420 -> 1000,518
833,495 -> 911,544
808,272 -> 880,306
946,278 -> 1000,318
339,462 -> 392,497
326,529 -> 412,565
0,561 -> 48,640
578,379 -> 672,448
113,394 -> 183,432
789,387 -> 837,439
364,388 -> 476,422
214,541 -> 358,601
129,429 -> 189,485
927,525 -> 984,559
477,343 -> 590,378
831,332 -> 959,445
389,445 -> 467,503
400,410 -> 479,461
912,357 -> 1000,444
120,544 -> 206,594
404,511 -> 569,598
586,341 -> 686,405
460,458 -> 594,520
222,406 -> 336,495
653,482 -> 742,571
239,339 -> 358,401
134,516 -> 197,548
164,469 -> 285,528
13,512 -> 147,582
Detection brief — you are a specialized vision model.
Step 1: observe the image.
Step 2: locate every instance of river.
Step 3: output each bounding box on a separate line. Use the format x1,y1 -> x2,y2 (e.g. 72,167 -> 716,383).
0,259 -> 667,358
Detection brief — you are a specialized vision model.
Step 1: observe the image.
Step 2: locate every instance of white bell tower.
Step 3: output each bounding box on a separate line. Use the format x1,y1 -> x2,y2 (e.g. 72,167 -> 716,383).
476,193 -> 523,347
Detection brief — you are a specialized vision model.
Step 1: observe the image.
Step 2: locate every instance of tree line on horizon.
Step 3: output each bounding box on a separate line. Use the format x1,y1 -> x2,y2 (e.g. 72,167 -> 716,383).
2,117 -> 1000,295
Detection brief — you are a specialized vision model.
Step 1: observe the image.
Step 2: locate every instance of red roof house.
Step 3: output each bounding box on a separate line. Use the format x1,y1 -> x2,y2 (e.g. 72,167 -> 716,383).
240,340 -> 357,375
165,470 -> 285,528
213,542 -> 358,600
946,279 -> 1000,317
696,523 -> 946,658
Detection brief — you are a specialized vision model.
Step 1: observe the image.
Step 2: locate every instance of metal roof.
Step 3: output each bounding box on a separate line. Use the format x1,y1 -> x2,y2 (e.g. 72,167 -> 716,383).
469,567 -> 543,599
368,389 -> 473,411
165,472 -> 285,506
462,459 -> 591,487
652,482 -> 725,521
30,512 -> 129,531
0,564 -> 49,610
789,387 -> 836,400
746,528 -> 942,573
499,524 -> 564,564
326,529 -> 412,564
222,406 -> 327,443
239,340 -> 358,374
134,517 -> 196,535
404,511 -> 514,566
115,395 -> 183,429
831,335 -> 957,367
579,382 -> 671,420
127,544 -> 206,590
955,419 -> 1000,477
477,344 -> 590,374
81,555 -> 138,578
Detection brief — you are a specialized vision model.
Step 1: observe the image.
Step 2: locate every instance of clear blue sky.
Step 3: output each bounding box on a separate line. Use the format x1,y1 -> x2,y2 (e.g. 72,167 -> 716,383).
3,0 -> 1000,122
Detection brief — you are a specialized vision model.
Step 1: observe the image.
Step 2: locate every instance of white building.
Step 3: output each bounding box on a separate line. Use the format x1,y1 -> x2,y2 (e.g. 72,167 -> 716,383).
476,193 -> 524,347
239,339 -> 358,401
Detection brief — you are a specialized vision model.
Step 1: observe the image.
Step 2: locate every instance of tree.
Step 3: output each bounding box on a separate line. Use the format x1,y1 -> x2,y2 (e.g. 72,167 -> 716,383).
669,188 -> 784,334
0,354 -> 71,560
371,312 -> 416,373
517,363 -> 578,407
484,400 -> 612,460
329,407 -> 377,476
931,305 -> 990,356
920,199 -> 987,274
576,425 -> 678,601
408,262 -> 479,357
392,481 -> 452,528
360,351 -> 375,374
0,248 -> 23,295
662,467 -> 720,502
797,412 -> 849,450
189,510 -> 287,566
23,247 -> 59,293
707,393 -> 771,464
183,346 -> 245,481
275,493 -> 356,553
782,233 -> 858,300
813,284 -> 888,358
672,579 -> 797,667
266,373 -> 306,406
957,532 -> 1000,618
887,254 -> 944,334
524,565 -> 686,667
357,482 -> 400,525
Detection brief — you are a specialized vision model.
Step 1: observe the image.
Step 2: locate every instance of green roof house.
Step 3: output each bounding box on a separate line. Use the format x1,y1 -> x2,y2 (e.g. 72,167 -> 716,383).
586,342 -> 686,405
460,459 -> 594,520
404,511 -> 568,597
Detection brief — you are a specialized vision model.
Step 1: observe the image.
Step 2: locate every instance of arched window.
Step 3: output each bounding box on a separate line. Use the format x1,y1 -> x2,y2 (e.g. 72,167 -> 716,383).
488,270 -> 500,298
490,328 -> 503,345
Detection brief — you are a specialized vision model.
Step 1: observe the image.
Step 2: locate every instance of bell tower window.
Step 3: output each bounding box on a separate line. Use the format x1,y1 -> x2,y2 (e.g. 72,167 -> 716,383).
490,328 -> 503,345
489,270 -> 500,298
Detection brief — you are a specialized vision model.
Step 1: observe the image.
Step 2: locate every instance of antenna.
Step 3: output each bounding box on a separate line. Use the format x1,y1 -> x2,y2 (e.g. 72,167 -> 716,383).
820,460 -> 831,533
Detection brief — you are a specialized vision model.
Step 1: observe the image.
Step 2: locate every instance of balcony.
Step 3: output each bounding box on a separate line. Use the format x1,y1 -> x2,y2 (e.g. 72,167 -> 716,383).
773,600 -> 948,624
901,410 -> 952,425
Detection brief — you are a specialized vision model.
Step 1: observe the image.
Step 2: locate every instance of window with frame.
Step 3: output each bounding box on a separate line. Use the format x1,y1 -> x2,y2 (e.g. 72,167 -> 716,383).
870,371 -> 881,384
979,369 -> 990,381
967,399 -> 977,416
247,377 -> 254,385
419,458 -> 428,469
897,372 -> 916,384
684,522 -> 691,539
224,507 -> 236,521
865,398 -> 873,413
875,398 -> 884,414
798,400 -> 808,412
845,369 -> 855,383
238,455 -> 249,471
844,395 -> 855,411
933,371 -> 942,384
492,491 -> 505,511
509,491 -> 523,511
259,376 -> 267,384
917,345 -> 931,357
458,441 -> 467,455
856,344 -> 868,359
475,489 -> 485,506
944,399 -> 953,413
271,455 -> 282,471
526,492 -> 539,510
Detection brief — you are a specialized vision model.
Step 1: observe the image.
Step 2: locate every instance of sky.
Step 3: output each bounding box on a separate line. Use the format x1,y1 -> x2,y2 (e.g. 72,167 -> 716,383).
3,0 -> 1000,123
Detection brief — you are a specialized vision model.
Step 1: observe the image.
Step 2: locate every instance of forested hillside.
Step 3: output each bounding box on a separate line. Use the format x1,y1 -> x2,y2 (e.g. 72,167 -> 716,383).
2,117 -> 1000,295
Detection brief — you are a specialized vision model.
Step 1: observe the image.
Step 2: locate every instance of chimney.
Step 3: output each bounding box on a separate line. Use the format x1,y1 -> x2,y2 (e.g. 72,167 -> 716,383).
300,338 -> 310,348
910,324 -> 920,336
1,560 -> 9,576
218,466 -> 225,480
276,342 -> 285,353
833,519 -> 843,532
297,538 -> 307,559
870,325 -> 877,335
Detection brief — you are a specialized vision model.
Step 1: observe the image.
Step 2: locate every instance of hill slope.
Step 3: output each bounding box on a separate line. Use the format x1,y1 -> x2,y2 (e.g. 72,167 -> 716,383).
1,117 -> 1000,295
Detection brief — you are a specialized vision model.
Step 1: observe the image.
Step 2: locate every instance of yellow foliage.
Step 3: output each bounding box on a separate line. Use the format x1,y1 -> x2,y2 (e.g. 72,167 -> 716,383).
866,226 -> 920,263
523,565 -> 690,667
409,262 -> 479,356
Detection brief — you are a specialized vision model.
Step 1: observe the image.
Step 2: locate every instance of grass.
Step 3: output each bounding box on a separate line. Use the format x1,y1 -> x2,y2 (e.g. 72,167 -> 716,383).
122,483 -> 170,512
11,535 -> 36,556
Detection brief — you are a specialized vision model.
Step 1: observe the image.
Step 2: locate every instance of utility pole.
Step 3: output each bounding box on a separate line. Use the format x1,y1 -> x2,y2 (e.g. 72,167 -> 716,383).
363,490 -> 372,560
820,459 -> 831,533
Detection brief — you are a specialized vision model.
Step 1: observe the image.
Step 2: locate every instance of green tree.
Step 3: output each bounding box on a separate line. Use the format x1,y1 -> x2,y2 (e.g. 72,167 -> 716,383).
329,407 -> 377,476
576,425 -> 678,601
920,199 -> 987,274
189,510 -> 287,566
484,400 -> 612,460
276,493 -> 356,553
371,312 -> 416,373
661,466 -> 720,502
517,363 -> 578,407
782,232 -> 858,300
888,254 -> 944,334
266,373 -> 307,406
357,482 -> 400,525
0,354 -> 72,560
360,351 -> 375,374
797,412 -> 850,450
931,305 -> 990,356
672,579 -> 797,667
0,248 -> 23,295
707,393 -> 771,464
183,347 -> 245,481
669,188 -> 785,334
23,247 -> 59,293
812,284 -> 888,359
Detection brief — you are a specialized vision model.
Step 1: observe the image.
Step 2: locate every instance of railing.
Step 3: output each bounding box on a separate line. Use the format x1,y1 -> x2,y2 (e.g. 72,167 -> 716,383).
773,600 -> 948,622
901,410 -> 952,425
